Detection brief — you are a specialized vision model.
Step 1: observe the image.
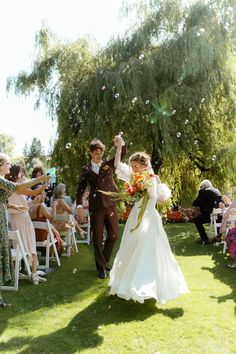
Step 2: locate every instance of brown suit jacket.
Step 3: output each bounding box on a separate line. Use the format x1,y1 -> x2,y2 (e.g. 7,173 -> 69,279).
76,145 -> 126,212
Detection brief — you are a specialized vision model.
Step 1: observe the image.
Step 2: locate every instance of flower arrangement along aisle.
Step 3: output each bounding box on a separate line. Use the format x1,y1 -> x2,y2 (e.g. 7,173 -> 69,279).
99,170 -> 155,232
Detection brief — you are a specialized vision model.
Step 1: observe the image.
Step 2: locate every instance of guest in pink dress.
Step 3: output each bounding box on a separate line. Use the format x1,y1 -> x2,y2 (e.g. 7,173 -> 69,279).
6,164 -> 47,285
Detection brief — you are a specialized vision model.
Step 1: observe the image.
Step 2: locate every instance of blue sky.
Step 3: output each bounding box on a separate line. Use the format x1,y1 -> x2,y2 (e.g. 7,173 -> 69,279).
0,0 -> 133,156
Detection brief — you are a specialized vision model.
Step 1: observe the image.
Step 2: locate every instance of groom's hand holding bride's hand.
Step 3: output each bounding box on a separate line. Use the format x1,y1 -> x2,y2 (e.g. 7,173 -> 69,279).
113,134 -> 125,147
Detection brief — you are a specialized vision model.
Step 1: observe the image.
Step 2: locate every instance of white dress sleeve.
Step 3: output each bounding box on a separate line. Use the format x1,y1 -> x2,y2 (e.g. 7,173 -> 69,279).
156,182 -> 171,203
115,162 -> 132,182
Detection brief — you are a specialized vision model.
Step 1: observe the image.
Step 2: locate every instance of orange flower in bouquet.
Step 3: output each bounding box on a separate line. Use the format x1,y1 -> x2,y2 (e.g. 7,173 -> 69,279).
99,170 -> 154,232
123,171 -> 154,202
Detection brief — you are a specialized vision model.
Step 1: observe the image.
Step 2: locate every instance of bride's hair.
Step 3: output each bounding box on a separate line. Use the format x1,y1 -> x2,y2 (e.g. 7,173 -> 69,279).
129,152 -> 151,167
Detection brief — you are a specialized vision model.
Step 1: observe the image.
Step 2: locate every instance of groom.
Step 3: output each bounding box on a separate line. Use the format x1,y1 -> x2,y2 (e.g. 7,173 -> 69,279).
76,135 -> 126,279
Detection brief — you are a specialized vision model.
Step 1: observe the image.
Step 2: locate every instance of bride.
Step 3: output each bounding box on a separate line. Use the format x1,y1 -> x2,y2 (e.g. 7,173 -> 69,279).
109,143 -> 189,304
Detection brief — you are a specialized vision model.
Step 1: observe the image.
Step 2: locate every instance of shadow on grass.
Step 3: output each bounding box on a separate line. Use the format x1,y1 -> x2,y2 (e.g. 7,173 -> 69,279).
203,250 -> 236,312
165,223 -> 236,311
1,222 -> 234,352
165,222 -> 214,257
0,244 -> 97,335
0,291 -> 184,353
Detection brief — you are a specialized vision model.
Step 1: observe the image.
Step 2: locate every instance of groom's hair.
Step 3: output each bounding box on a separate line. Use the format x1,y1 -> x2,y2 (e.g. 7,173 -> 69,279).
89,139 -> 105,152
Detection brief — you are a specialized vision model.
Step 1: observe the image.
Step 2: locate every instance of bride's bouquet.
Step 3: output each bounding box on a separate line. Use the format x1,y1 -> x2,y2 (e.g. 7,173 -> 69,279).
99,170 -> 154,232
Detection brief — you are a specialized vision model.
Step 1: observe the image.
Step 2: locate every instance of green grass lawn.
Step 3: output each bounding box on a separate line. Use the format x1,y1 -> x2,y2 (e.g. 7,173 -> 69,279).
0,223 -> 235,354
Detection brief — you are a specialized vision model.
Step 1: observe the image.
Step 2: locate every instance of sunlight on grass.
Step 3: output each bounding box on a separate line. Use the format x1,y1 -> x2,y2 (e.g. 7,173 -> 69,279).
0,223 -> 235,354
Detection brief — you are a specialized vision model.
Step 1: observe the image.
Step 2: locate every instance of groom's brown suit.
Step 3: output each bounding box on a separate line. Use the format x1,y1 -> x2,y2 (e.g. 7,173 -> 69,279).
76,145 -> 126,272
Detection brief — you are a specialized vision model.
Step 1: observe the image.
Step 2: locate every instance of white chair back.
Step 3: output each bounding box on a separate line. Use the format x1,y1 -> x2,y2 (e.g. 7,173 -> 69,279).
78,209 -> 91,245
208,208 -> 222,238
54,214 -> 78,256
0,230 -> 31,291
32,220 -> 61,269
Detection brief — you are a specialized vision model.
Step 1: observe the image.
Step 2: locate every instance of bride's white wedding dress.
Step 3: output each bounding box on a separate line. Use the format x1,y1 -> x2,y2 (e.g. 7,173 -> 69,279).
109,163 -> 189,304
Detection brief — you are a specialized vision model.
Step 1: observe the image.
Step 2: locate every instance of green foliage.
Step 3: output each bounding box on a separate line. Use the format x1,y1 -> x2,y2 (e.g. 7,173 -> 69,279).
0,133 -> 15,156
23,137 -> 48,176
8,0 -> 236,204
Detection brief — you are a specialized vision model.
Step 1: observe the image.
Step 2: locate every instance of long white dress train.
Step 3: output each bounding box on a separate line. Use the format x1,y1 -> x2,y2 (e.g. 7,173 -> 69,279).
109,163 -> 189,304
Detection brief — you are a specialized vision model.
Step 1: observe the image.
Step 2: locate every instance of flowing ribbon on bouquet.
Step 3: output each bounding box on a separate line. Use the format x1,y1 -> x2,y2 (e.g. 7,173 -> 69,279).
98,189 -> 150,233
130,191 -> 149,232
97,190 -> 130,202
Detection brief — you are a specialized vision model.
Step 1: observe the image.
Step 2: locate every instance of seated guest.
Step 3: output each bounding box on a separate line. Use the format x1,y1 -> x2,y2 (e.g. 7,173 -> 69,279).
50,188 -> 73,208
28,188 -> 69,253
73,187 -> 90,222
82,187 -> 89,210
192,179 -> 222,244
31,167 -> 44,179
211,195 -> 235,242
52,183 -> 86,237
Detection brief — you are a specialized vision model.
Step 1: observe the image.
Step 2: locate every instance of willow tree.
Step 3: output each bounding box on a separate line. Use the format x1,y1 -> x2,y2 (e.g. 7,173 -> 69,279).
8,0 -> 236,204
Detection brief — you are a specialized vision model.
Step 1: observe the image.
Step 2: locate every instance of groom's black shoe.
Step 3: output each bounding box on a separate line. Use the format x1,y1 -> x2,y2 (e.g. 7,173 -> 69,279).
196,238 -> 211,245
106,264 -> 112,271
98,270 -> 107,279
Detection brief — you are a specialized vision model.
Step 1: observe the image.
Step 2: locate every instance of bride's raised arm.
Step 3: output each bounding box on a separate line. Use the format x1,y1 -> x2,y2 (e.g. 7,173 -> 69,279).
113,135 -> 132,182
113,135 -> 124,168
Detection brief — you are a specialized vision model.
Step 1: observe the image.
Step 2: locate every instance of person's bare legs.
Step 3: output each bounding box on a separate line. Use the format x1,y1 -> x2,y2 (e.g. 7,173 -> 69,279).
31,254 -> 46,284
32,254 -> 38,273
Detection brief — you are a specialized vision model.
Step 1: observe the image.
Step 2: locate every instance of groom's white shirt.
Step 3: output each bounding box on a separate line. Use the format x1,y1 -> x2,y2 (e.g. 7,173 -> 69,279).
77,161 -> 102,209
91,161 -> 102,174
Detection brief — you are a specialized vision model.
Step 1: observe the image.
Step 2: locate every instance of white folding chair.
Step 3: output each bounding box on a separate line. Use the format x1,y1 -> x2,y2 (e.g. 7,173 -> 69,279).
32,220 -> 61,269
78,209 -> 91,245
223,214 -> 236,254
208,208 -> 222,238
0,230 -> 31,291
54,214 -> 78,256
